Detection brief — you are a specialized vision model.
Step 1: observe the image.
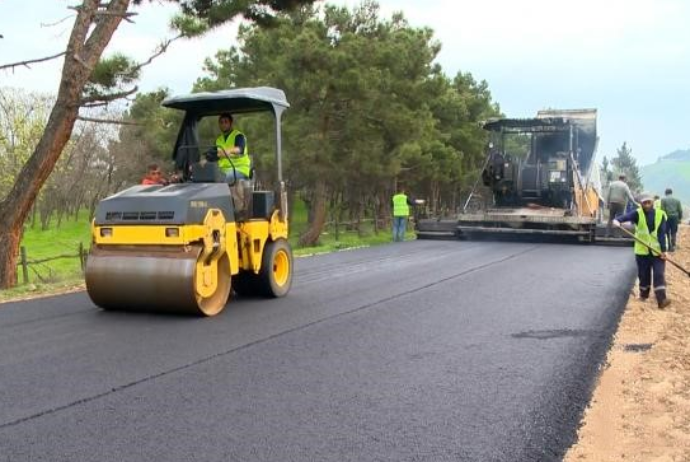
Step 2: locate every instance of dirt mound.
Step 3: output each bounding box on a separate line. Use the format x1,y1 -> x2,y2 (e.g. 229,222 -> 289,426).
566,225 -> 690,461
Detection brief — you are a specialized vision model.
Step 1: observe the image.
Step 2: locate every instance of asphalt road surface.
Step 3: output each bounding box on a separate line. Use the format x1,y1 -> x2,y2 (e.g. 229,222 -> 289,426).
0,240 -> 635,462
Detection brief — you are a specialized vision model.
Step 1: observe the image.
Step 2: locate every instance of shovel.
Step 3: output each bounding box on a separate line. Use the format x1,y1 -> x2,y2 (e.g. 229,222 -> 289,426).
615,223 -> 690,277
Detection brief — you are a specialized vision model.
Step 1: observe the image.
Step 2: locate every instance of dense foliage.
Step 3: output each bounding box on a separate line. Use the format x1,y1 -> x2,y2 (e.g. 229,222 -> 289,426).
120,2 -> 501,244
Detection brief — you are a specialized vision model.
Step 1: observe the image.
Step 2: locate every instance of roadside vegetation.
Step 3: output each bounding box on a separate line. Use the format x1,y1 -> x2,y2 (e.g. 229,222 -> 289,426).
0,0 -> 500,288
1,1 -> 499,290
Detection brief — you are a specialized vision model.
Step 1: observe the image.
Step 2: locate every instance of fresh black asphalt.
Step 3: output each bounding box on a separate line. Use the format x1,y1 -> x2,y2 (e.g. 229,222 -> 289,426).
0,240 -> 635,461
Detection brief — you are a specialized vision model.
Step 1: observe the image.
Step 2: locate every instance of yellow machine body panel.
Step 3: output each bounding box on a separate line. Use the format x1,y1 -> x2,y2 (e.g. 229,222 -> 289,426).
237,210 -> 289,273
94,224 -> 208,246
93,222 -> 242,277
87,206 -> 293,316
573,172 -> 599,218
573,180 -> 601,219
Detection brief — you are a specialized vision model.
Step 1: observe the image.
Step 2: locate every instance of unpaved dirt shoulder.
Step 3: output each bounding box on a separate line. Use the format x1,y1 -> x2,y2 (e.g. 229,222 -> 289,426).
566,225 -> 690,462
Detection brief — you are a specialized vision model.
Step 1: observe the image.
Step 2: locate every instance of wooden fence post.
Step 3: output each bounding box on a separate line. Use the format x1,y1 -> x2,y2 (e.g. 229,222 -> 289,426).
20,246 -> 29,285
79,242 -> 85,273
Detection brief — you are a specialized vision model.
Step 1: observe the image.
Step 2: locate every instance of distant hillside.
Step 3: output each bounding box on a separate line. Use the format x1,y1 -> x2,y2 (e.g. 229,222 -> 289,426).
641,149 -> 690,209
661,149 -> 690,162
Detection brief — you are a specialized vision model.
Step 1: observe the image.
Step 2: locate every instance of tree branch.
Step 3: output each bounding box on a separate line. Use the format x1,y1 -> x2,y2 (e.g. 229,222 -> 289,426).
77,115 -> 142,126
68,5 -> 137,23
81,0 -> 130,68
81,99 -> 132,108
64,0 -> 100,62
104,34 -> 183,84
0,52 -> 66,71
72,53 -> 94,71
128,34 -> 183,75
80,85 -> 138,105
41,15 -> 76,28
96,10 -> 138,23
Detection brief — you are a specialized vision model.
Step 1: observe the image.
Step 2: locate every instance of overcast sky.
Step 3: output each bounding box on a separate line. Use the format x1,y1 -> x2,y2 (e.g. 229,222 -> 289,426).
2,0 -> 689,165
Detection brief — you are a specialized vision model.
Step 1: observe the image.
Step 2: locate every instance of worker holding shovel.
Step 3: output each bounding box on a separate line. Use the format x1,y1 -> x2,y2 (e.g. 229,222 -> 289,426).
614,192 -> 672,309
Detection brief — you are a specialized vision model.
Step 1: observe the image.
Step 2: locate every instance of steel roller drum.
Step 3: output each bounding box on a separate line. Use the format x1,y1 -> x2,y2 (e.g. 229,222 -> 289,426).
85,246 -> 231,316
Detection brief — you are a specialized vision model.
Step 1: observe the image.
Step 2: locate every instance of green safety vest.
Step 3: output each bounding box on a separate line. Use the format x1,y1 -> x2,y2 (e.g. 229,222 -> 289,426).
216,129 -> 250,177
392,193 -> 410,217
634,208 -> 664,256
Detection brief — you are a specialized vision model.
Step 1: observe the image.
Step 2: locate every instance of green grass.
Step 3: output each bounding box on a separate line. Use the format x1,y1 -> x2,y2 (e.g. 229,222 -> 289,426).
0,278 -> 87,303
288,199 -> 414,255
18,211 -> 92,282
0,212 -> 91,302
1,202 -> 412,301
292,228 -> 401,256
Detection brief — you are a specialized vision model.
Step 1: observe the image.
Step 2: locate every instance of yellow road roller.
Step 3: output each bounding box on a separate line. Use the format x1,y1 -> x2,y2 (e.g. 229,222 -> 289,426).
85,87 -> 293,316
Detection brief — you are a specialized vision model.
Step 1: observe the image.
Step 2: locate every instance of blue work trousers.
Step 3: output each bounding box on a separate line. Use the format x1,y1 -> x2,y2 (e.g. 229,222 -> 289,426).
667,216 -> 679,250
636,255 -> 667,302
392,216 -> 408,242
224,169 -> 248,183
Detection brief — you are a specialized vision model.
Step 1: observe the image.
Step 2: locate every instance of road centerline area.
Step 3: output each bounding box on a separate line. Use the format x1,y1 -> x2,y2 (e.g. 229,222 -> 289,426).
0,244 -> 538,430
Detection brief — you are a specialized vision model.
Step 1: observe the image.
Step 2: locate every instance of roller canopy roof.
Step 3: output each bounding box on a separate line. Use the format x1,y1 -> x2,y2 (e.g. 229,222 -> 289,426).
162,87 -> 289,115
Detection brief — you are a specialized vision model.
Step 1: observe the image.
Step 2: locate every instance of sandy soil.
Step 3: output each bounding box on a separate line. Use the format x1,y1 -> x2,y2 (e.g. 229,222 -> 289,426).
566,225 -> 690,462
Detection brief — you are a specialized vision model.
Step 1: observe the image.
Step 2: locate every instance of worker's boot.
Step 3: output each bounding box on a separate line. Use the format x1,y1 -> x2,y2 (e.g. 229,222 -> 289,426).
658,299 -> 672,309
639,287 -> 650,301
655,285 -> 670,308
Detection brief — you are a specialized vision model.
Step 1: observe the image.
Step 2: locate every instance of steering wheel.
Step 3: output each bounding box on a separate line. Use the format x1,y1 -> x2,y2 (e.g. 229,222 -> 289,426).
204,146 -> 238,186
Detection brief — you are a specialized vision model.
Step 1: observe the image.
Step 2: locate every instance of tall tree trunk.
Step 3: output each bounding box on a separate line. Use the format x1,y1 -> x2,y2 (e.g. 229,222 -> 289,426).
30,205 -> 37,229
0,0 -> 130,288
356,198 -> 364,237
73,200 -> 82,221
381,190 -> 392,230
56,205 -> 65,228
89,195 -> 100,221
298,179 -> 327,247
0,227 -> 21,287
431,181 -> 440,216
40,203 -> 52,231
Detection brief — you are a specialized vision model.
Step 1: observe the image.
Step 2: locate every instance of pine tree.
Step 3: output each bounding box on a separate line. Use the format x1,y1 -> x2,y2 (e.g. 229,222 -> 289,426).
611,142 -> 643,192
601,155 -> 612,184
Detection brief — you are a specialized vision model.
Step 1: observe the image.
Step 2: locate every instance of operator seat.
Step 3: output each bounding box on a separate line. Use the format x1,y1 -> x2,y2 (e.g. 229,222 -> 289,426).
190,161 -> 225,183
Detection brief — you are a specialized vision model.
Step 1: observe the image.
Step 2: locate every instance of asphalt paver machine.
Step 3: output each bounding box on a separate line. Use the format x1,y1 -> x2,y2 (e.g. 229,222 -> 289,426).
416,109 -> 627,243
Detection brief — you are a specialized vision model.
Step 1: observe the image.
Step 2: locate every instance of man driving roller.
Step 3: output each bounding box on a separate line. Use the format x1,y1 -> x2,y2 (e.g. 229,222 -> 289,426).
210,113 -> 251,182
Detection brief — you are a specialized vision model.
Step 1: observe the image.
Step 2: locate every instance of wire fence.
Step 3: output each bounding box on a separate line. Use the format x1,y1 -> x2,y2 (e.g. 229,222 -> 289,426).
16,243 -> 87,285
